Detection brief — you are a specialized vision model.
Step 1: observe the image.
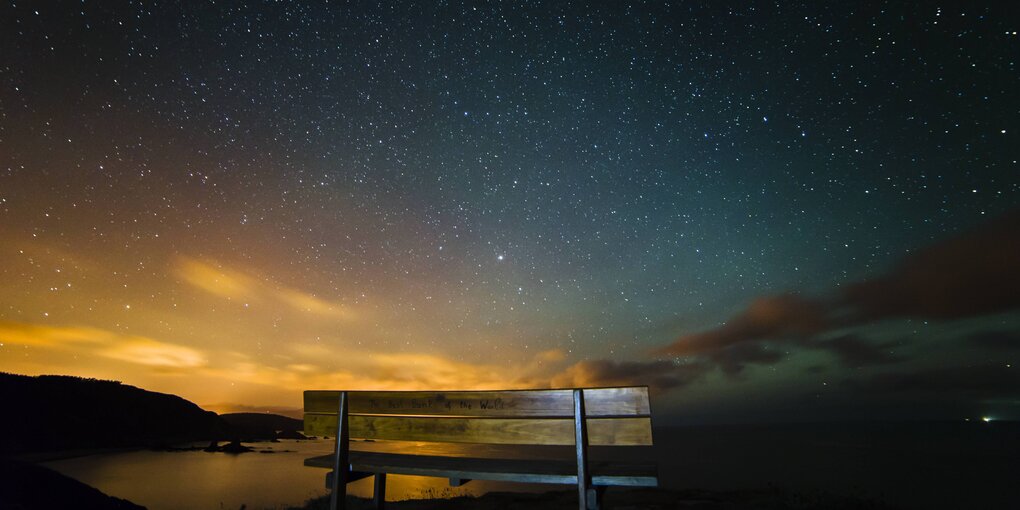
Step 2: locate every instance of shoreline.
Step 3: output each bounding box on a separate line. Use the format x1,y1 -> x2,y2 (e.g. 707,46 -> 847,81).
12,447 -> 144,463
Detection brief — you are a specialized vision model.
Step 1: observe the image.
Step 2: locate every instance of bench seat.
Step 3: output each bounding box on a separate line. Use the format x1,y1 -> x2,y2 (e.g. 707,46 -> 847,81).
305,450 -> 658,487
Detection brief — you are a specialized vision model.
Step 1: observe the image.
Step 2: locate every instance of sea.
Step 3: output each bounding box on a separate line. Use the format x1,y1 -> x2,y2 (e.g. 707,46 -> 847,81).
42,422 -> 1019,510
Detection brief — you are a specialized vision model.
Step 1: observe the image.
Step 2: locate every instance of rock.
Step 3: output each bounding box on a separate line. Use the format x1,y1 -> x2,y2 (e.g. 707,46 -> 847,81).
219,440 -> 253,454
274,429 -> 309,440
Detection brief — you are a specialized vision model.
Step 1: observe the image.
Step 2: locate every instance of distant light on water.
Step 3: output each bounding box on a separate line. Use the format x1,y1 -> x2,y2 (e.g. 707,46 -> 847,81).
982,416 -> 993,423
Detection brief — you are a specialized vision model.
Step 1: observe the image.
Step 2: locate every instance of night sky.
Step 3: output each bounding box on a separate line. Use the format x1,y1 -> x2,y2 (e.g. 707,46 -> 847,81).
1,2 -> 1018,423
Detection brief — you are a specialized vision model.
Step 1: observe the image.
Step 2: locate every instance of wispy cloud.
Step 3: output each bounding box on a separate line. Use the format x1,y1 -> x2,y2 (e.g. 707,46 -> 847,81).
277,288 -> 354,319
101,336 -> 206,368
0,320 -> 206,369
175,257 -> 357,320
176,258 -> 255,301
0,321 -> 113,347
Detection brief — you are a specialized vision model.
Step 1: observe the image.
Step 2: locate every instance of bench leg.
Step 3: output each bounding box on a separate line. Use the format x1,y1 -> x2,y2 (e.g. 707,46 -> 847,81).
328,392 -> 350,510
586,487 -> 605,510
373,473 -> 386,509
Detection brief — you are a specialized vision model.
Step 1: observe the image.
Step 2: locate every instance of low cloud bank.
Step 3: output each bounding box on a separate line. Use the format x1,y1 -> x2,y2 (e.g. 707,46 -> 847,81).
558,210 -> 1020,399
654,209 -> 1019,370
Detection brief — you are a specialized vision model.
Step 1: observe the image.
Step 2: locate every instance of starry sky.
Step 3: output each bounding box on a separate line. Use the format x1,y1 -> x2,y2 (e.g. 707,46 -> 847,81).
1,1 -> 1018,423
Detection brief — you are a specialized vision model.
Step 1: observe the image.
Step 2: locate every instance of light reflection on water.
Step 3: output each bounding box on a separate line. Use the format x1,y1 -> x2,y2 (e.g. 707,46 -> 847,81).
347,439 -> 573,501
44,439 -> 336,510
42,439 -> 568,510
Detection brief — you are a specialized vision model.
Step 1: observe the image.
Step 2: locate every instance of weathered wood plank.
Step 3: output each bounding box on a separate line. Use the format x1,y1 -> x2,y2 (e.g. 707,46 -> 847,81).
304,414 -> 652,446
304,387 -> 650,417
307,451 -> 658,488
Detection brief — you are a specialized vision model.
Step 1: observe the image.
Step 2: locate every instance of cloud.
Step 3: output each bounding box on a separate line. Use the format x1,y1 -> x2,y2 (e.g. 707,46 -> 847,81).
709,342 -> 786,375
277,288 -> 353,319
650,209 -> 1020,377
176,258 -> 255,301
175,257 -> 356,320
285,363 -> 319,373
202,346 -> 698,398
0,320 -> 206,369
351,352 -> 560,390
842,209 -> 1020,321
0,320 -> 695,406
653,294 -> 829,374
550,359 -> 708,392
0,321 -> 114,347
535,349 -> 568,363
100,336 -> 207,369
656,294 -> 828,358
195,344 -> 575,396
815,334 -> 901,367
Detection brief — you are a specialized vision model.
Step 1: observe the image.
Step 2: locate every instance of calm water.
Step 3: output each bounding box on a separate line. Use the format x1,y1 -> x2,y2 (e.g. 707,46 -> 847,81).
42,439 -> 551,509
43,423 -> 1020,510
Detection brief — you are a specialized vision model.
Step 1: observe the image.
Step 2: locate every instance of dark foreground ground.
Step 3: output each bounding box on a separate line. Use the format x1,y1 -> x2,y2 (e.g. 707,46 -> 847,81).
288,488 -> 897,510
0,465 -> 896,510
0,458 -> 144,510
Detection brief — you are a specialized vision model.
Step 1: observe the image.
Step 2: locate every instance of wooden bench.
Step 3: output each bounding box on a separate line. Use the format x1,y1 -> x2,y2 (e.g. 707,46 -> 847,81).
303,387 -> 657,510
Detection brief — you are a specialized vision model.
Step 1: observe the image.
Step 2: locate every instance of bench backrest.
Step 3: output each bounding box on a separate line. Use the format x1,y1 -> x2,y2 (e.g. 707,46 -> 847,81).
303,387 -> 652,446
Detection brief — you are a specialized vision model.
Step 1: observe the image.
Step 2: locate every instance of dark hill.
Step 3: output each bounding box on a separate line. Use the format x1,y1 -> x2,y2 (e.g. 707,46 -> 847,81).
0,372 -> 228,454
221,412 -> 305,440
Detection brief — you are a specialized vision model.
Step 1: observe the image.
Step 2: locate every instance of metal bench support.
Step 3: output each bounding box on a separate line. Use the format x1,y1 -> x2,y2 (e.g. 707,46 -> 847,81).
574,389 -> 598,510
328,391 -> 350,510
373,472 -> 386,509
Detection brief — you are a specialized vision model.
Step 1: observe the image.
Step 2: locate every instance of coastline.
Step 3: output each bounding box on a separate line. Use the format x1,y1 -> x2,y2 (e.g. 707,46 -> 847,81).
11,447 -> 143,463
